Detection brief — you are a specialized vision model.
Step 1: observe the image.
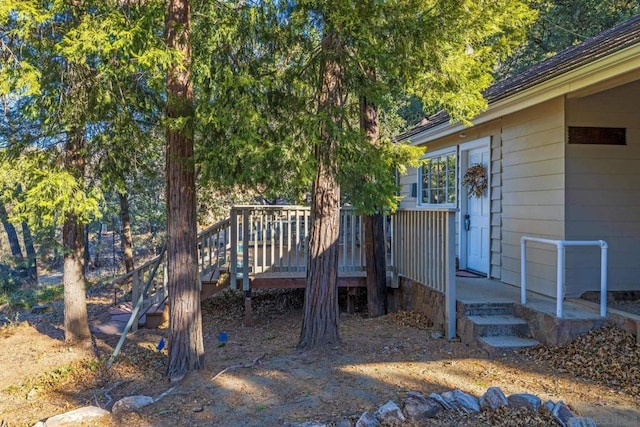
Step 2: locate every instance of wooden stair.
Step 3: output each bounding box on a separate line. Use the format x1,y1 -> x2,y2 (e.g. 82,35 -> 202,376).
141,267 -> 229,329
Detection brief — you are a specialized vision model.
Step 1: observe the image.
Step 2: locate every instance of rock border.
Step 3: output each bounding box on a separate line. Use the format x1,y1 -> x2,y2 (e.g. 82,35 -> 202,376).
284,386 -> 597,427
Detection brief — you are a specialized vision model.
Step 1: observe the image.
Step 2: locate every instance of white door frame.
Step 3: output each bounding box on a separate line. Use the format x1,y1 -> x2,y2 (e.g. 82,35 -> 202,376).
459,137 -> 491,276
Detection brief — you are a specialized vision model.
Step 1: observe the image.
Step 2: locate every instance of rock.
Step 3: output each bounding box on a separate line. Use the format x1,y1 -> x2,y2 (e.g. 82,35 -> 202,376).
450,389 -> 480,413
41,406 -> 110,426
553,401 -> 576,427
403,391 -> 442,420
111,395 -> 155,416
429,392 -> 453,411
374,400 -> 405,425
335,419 -> 353,427
440,390 -> 479,413
479,387 -> 508,411
356,411 -> 380,427
567,417 -> 597,427
544,400 -> 555,412
507,393 -> 542,412
283,422 -> 327,427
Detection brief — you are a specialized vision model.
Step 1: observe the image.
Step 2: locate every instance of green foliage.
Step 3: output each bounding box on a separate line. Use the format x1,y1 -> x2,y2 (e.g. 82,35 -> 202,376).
2,283 -> 62,309
341,139 -> 424,214
0,263 -> 22,293
1,152 -> 102,229
497,0 -> 640,78
1,0 -> 169,260
192,0 -> 534,213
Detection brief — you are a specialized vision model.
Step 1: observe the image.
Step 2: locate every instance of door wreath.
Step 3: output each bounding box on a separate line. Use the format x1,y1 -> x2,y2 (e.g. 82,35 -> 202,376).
462,164 -> 487,198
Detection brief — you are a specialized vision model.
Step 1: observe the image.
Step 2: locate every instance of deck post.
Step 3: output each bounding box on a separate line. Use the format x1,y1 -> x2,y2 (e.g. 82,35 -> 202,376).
131,270 -> 140,331
244,289 -> 252,325
230,208 -> 238,290
445,211 -> 457,340
242,209 -> 251,291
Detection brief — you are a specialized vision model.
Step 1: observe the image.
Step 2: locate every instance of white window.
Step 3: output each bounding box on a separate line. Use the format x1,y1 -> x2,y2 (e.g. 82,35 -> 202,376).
418,148 -> 457,207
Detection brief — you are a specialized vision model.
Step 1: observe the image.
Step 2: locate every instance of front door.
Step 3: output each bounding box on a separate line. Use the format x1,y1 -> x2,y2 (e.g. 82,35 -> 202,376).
464,145 -> 490,274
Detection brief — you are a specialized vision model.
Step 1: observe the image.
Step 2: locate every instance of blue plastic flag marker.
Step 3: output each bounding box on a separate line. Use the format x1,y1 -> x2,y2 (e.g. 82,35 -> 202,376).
157,337 -> 165,351
218,332 -> 228,347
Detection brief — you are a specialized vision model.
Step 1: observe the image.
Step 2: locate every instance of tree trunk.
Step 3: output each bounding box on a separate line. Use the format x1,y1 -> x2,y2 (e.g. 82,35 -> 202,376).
298,33 -> 344,350
63,129 -> 91,343
18,184 -> 36,281
364,214 -> 387,316
119,192 -> 135,274
21,220 -> 37,282
0,202 -> 24,265
165,0 -> 204,382
359,94 -> 387,317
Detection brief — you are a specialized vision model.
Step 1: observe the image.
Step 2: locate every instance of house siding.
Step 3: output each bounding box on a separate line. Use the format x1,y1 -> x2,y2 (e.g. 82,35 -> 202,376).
565,80 -> 640,297
501,98 -> 566,297
399,122 -> 502,279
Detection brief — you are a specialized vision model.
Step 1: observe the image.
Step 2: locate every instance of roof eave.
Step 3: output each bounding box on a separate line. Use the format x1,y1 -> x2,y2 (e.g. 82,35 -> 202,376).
403,43 -> 640,146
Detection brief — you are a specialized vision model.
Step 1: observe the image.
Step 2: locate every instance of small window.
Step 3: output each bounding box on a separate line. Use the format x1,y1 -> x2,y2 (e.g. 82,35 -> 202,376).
568,127 -> 626,145
418,149 -> 457,207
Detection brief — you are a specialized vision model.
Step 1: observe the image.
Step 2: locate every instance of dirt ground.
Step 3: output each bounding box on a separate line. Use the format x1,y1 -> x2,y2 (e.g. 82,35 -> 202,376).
1,287 -> 640,427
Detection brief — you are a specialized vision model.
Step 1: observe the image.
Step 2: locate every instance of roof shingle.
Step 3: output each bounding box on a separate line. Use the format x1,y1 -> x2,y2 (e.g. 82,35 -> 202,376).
397,14 -> 640,142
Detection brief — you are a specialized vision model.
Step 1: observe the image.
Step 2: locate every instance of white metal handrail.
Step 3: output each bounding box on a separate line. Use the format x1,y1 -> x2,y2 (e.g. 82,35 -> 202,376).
520,236 -> 608,317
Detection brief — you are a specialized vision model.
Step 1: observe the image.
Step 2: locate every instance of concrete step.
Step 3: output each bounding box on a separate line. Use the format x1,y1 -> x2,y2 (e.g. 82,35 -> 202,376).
461,302 -> 513,316
466,314 -> 529,337
478,335 -> 540,355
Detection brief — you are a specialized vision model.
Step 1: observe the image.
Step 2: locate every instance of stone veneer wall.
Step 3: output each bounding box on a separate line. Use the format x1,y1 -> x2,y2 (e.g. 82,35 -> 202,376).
387,277 -> 446,330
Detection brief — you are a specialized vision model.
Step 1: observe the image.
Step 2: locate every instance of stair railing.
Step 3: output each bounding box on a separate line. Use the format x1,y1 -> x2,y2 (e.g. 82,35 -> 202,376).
520,236 -> 608,317
109,217 -> 232,330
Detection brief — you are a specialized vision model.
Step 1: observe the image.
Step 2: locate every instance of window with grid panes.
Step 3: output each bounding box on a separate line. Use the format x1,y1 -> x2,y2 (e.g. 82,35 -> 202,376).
419,150 -> 456,206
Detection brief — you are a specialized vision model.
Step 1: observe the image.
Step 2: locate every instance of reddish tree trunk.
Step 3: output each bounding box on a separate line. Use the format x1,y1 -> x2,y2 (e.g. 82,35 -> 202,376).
165,0 -> 204,382
298,33 -> 344,350
364,214 -> 387,316
360,94 -> 387,317
63,130 -> 91,343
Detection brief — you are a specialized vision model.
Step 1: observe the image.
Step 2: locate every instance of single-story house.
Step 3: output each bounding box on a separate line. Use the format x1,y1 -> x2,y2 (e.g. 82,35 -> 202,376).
396,14 -> 640,300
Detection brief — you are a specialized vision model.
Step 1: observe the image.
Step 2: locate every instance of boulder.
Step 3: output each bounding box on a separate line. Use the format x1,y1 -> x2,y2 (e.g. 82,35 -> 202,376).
507,393 -> 542,412
553,401 -> 576,427
403,391 -> 442,421
428,392 -> 454,411
374,400 -> 405,425
567,417 -> 597,427
479,387 -> 508,411
111,395 -> 155,416
356,411 -> 380,427
41,406 -> 110,427
282,422 -> 327,427
440,390 -> 480,413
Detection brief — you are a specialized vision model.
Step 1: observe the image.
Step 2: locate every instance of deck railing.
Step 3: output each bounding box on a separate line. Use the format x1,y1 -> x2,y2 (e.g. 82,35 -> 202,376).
229,205 -> 393,290
110,205 -> 459,346
392,208 -> 457,339
110,218 -> 232,329
197,218 -> 232,281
